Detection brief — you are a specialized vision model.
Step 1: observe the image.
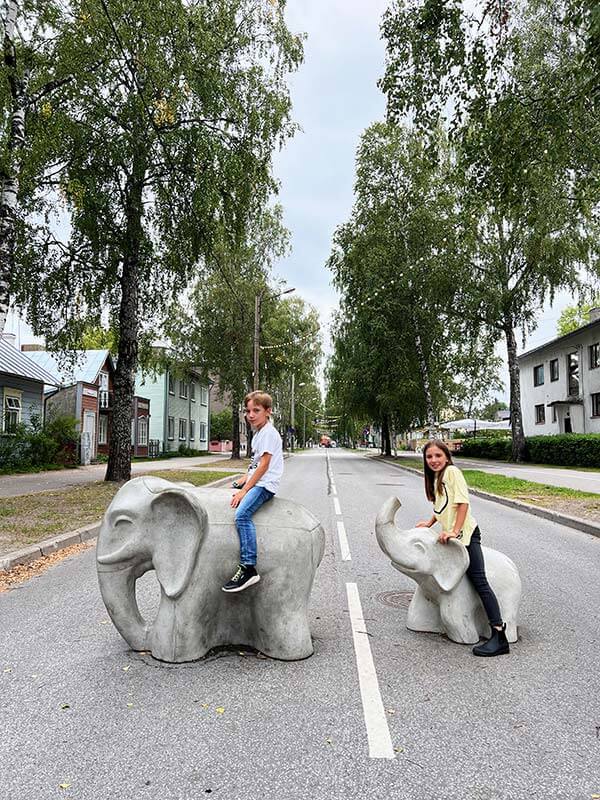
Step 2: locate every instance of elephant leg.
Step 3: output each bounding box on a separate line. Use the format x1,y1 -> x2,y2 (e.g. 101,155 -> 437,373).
439,590 -> 488,644
406,586 -> 443,633
252,605 -> 314,661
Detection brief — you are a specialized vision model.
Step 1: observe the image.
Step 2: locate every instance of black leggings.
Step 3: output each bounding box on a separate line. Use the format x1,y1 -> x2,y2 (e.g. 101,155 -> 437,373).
466,528 -> 503,628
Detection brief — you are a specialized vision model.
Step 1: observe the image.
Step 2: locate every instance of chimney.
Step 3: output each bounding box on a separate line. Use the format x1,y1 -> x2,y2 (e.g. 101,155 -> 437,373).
590,307 -> 600,324
21,343 -> 44,352
0,332 -> 17,347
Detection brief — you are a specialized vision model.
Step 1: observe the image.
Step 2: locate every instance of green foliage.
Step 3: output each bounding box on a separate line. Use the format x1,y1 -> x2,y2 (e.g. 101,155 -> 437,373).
459,437 -> 513,460
210,409 -> 233,442
526,434 -> 600,467
556,298 -> 600,336
0,414 -> 78,473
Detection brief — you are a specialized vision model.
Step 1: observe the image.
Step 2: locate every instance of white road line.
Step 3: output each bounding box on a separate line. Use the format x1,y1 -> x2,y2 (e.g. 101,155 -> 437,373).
346,583 -> 395,760
337,520 -> 351,561
332,485 -> 337,496
333,497 -> 342,515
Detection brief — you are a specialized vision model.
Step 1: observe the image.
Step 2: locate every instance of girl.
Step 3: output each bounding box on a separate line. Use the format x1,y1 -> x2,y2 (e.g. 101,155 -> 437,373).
416,440 -> 510,657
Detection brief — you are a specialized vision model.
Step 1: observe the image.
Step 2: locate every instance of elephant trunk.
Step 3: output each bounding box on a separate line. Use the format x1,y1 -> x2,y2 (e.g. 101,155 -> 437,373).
97,562 -> 151,651
375,496 -> 404,563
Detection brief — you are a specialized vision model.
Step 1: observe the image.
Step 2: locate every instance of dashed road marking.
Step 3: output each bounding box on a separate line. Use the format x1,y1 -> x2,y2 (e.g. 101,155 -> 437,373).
333,497 -> 342,516
346,582 -> 395,759
337,520 -> 351,561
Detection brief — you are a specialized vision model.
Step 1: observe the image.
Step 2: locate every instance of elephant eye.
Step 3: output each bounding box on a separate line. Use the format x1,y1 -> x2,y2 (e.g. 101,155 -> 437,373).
414,542 -> 426,554
113,515 -> 133,526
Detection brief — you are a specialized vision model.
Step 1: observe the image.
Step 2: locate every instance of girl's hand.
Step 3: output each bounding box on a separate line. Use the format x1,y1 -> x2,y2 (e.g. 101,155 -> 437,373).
416,520 -> 431,528
438,530 -> 458,544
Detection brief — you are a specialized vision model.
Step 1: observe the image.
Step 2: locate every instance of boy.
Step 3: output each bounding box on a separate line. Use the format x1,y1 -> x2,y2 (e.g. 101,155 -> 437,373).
222,390 -> 283,593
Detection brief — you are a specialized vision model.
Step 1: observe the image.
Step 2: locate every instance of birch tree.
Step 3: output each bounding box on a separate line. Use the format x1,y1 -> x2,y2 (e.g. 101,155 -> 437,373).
14,0 -> 302,481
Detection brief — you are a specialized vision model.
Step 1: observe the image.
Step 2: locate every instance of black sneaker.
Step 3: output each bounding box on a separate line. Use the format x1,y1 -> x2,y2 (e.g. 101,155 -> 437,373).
221,564 -> 260,593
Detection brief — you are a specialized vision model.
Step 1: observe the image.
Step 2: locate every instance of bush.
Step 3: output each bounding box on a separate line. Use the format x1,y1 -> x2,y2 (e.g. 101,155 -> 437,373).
177,444 -> 205,457
526,433 -> 600,467
459,437 -> 512,460
0,414 -> 79,473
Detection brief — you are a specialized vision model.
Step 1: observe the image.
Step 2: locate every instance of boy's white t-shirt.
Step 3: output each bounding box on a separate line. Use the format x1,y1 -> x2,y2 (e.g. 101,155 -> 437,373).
248,421 -> 283,494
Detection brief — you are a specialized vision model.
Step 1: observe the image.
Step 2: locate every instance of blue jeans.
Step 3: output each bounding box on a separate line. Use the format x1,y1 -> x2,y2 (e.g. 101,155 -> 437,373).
235,486 -> 274,566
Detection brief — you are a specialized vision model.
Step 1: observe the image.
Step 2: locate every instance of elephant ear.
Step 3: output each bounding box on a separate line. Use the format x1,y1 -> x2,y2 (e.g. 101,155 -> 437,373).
433,538 -> 470,593
149,487 -> 208,599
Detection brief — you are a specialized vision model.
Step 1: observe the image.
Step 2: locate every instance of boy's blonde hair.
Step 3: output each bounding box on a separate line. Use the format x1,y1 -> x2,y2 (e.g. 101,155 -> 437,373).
244,390 -> 273,411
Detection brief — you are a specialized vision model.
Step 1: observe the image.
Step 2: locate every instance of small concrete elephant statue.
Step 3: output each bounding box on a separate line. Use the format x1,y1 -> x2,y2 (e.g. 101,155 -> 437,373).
375,497 -> 521,644
96,476 -> 325,662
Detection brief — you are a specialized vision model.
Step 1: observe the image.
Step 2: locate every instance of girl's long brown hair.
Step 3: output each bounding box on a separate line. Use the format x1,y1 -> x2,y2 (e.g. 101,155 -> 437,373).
423,440 -> 454,501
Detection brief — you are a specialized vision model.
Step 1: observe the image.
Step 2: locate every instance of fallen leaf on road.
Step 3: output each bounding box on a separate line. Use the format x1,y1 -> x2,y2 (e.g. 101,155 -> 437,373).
59,783 -> 71,789
30,674 -> 38,678
126,703 -> 134,708
122,666 -> 130,672
99,620 -> 109,625
3,667 -> 12,673
60,703 -> 70,710
386,708 -> 396,715
202,704 -> 209,709
394,746 -> 404,753
215,707 -> 225,714
325,737 -> 333,745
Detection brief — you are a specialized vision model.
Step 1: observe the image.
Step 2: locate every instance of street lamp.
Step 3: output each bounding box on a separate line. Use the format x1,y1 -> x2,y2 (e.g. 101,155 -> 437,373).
253,286 -> 295,391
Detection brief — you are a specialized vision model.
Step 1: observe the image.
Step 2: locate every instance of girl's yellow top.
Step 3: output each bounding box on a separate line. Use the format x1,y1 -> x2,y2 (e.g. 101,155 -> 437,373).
433,465 -> 477,546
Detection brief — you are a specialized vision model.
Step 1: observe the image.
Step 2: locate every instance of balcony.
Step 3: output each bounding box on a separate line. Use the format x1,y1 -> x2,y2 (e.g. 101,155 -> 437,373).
99,390 -> 114,410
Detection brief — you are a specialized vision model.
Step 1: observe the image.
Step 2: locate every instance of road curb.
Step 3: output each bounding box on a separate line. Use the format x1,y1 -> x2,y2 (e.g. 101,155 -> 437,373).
380,460 -> 600,540
0,472 -> 242,574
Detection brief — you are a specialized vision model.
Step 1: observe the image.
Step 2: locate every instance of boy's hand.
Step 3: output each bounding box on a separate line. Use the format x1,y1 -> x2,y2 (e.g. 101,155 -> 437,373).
231,489 -> 246,508
438,530 -> 458,544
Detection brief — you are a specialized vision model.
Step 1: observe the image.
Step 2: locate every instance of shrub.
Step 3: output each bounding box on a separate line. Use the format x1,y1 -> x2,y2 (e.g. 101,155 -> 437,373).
459,437 -> 512,460
526,433 -> 600,467
0,414 -> 79,472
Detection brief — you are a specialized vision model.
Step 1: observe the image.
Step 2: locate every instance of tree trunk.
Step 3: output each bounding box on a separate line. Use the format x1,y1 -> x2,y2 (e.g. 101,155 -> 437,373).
231,396 -> 241,460
246,418 -> 253,457
414,323 -> 436,439
381,414 -> 392,456
0,0 -> 28,335
504,319 -> 527,462
105,151 -> 145,482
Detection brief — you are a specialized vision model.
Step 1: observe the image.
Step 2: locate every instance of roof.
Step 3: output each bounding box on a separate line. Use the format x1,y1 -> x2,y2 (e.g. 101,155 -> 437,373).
26,350 -> 113,386
0,339 -> 61,386
517,316 -> 600,361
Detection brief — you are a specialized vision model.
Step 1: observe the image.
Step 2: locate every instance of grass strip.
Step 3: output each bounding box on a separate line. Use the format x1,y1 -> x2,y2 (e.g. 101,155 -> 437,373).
0,470 -> 232,556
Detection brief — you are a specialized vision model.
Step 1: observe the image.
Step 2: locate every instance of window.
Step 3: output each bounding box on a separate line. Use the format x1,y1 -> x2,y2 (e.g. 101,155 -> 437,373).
179,418 -> 187,441
568,352 -> 579,396
200,421 -> 207,441
168,374 -> 175,395
590,342 -> 600,370
533,364 -> 544,386
3,390 -> 22,434
179,380 -> 188,399
535,404 -> 545,424
550,358 -> 559,382
168,416 -> 175,440
98,415 -> 108,445
190,381 -> 196,402
200,386 -> 208,406
592,393 -> 600,418
190,420 -> 196,440
138,416 -> 148,446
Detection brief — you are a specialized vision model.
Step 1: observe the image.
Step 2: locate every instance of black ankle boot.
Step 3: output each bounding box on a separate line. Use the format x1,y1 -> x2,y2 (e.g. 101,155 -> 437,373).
472,623 -> 510,657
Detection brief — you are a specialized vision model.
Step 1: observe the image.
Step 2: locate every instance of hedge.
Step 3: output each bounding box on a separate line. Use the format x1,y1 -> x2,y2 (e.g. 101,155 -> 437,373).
459,433 -> 600,467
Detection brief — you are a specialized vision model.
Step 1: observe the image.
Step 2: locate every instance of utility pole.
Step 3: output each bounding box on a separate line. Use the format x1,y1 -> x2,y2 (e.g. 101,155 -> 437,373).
253,286 -> 295,391
253,293 -> 261,391
290,373 -> 295,452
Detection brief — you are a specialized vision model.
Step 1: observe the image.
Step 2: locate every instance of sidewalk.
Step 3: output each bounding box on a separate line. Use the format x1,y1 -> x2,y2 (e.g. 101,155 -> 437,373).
366,451 -> 600,540
0,454 -> 240,498
388,450 -> 600,494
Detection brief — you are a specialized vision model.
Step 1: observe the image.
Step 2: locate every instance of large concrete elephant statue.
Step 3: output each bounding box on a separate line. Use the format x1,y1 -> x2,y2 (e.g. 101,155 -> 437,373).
96,476 -> 325,662
375,497 -> 521,644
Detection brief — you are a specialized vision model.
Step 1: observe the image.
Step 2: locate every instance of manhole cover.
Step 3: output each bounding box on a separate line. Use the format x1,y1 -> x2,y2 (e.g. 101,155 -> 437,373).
376,590 -> 414,609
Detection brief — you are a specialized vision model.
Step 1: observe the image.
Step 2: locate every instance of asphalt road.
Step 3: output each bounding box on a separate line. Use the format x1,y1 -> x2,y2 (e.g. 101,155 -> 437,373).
1,450 -> 599,799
